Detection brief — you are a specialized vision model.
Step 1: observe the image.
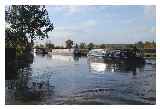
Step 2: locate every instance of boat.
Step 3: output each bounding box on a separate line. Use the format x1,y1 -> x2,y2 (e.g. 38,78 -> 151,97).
87,49 -> 106,57
87,49 -> 145,64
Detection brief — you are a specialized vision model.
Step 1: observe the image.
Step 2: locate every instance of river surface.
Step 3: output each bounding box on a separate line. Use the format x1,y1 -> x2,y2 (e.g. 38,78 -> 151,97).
5,54 -> 156,105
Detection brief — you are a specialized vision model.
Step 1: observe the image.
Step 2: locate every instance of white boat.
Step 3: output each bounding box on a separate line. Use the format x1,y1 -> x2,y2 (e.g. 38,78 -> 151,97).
87,49 -> 106,57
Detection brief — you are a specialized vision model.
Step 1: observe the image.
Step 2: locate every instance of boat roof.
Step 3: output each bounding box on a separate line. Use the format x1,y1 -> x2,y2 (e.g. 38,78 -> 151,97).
90,49 -> 105,52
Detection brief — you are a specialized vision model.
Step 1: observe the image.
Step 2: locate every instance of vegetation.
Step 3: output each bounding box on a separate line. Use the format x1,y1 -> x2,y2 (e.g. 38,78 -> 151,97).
5,5 -> 54,56
54,46 -> 65,49
45,43 -> 55,50
87,43 -> 95,50
65,40 -> 73,49
99,44 -> 106,49
79,42 -> 87,49
144,41 -> 156,49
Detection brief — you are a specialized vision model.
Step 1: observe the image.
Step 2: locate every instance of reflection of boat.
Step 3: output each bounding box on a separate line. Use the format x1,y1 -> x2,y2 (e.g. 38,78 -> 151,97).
89,62 -> 106,73
88,56 -> 144,74
51,55 -> 74,62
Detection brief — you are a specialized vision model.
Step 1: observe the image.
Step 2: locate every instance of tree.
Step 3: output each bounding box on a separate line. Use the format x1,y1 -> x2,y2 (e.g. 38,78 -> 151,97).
79,42 -> 87,49
45,43 -> 55,49
144,41 -> 155,49
136,41 -> 144,49
55,46 -> 64,49
88,43 -> 95,50
5,5 -> 54,47
65,39 -> 73,49
99,44 -> 106,49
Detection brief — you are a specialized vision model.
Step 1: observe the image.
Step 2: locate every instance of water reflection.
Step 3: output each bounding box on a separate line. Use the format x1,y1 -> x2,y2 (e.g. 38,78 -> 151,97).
6,54 -> 55,104
89,62 -> 106,73
88,57 -> 144,76
51,55 -> 74,62
6,54 -> 156,105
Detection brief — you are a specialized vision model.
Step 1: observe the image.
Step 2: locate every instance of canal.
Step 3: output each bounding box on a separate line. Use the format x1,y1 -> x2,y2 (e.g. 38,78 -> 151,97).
5,54 -> 156,105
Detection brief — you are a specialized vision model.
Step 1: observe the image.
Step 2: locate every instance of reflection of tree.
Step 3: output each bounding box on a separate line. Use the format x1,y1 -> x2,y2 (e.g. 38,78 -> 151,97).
14,67 -> 55,103
73,55 -> 80,62
6,53 -> 55,104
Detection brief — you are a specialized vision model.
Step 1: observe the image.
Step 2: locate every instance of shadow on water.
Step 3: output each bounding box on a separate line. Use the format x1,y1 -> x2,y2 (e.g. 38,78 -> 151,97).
5,50 -> 55,104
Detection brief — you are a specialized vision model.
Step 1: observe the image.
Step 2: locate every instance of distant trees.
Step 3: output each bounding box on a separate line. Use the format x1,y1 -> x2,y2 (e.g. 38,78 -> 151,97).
65,39 -> 73,49
144,41 -> 156,49
79,42 -> 87,49
136,41 -> 144,50
34,44 -> 45,49
45,43 -> 55,50
88,43 -> 95,50
54,46 -> 65,49
34,40 -> 156,53
77,42 -> 106,50
99,44 -> 106,49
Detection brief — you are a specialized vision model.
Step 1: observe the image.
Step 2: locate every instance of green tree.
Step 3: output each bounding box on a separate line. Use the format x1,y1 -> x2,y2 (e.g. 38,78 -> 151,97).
99,44 -> 106,49
65,39 -> 73,49
136,41 -> 144,49
45,43 -> 55,49
55,46 -> 64,49
5,5 -> 54,48
39,44 -> 45,48
88,43 -> 95,50
79,42 -> 87,49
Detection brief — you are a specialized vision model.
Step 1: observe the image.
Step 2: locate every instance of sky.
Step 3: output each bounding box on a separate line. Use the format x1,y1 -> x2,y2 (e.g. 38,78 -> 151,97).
36,5 -> 156,46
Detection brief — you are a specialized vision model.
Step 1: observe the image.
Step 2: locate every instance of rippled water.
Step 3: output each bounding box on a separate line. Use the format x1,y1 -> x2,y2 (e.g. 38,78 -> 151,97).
5,54 -> 156,105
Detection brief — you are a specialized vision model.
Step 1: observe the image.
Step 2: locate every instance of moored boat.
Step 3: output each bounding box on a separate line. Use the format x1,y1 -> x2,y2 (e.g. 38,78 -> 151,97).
87,49 -> 106,57
87,49 -> 145,64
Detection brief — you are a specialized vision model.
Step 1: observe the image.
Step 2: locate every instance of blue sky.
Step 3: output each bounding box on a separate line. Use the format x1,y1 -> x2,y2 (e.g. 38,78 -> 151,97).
37,5 -> 156,46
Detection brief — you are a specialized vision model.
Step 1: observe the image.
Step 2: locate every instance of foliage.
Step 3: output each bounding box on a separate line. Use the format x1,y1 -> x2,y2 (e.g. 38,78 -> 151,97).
5,5 -> 54,56
87,43 -> 95,50
54,46 -> 65,49
79,42 -> 87,49
45,43 -> 55,49
65,39 -> 73,49
99,44 -> 106,49
5,28 -> 26,56
5,5 -> 54,49
144,41 -> 156,49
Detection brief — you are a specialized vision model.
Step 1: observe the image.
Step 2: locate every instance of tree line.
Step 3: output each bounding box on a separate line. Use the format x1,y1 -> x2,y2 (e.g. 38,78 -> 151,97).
34,40 -> 156,51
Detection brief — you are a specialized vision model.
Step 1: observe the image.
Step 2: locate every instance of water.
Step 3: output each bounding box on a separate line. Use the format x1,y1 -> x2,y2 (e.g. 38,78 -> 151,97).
5,54 -> 156,105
